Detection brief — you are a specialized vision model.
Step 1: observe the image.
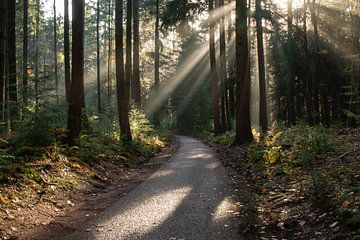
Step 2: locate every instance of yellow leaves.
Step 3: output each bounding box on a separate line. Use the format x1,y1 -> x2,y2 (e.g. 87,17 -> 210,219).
0,194 -> 10,205
265,146 -> 284,165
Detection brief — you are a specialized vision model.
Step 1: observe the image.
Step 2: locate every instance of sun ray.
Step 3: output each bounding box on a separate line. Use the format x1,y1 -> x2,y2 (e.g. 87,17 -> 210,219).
144,40 -> 212,115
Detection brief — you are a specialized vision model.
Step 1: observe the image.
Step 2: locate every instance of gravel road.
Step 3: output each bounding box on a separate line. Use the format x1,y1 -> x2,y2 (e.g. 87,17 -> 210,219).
63,136 -> 241,240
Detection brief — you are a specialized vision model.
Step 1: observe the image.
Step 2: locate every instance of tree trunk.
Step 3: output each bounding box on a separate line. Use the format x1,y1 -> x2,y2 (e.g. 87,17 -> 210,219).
64,0 -> 71,102
132,0 -> 141,108
234,0 -> 253,144
67,0 -> 85,143
322,87 -> 329,126
209,0 -> 222,134
331,86 -> 338,121
287,0 -> 295,125
116,0 -> 132,142
116,0 -> 124,135
35,0 -> 40,104
124,0 -> 133,140
96,0 -> 102,113
108,0 -> 113,106
0,0 -> 7,118
303,0 -> 312,124
54,0 -> 59,105
309,0 -> 320,124
350,13 -> 360,124
7,0 -> 17,120
256,0 -> 268,133
224,1 -> 232,130
227,0 -> 235,120
219,0 -> 227,132
154,0 -> 161,126
23,0 -> 28,105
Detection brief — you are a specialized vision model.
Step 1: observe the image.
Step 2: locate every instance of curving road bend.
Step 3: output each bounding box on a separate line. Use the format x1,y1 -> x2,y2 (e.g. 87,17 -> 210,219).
62,136 -> 241,240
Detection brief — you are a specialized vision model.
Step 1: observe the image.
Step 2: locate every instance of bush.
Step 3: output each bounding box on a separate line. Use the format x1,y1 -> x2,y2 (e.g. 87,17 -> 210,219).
89,111 -> 120,143
307,171 -> 336,208
213,133 -> 235,145
130,108 -> 154,140
283,122 -> 337,164
246,131 -> 285,166
16,104 -> 65,147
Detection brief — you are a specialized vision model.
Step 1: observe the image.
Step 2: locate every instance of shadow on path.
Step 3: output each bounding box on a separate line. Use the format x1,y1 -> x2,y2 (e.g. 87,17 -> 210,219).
59,136 -> 242,240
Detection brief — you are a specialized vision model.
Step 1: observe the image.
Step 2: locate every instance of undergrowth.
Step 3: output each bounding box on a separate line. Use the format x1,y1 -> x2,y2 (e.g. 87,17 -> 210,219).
243,124 -> 360,229
205,123 -> 360,233
0,107 -> 169,205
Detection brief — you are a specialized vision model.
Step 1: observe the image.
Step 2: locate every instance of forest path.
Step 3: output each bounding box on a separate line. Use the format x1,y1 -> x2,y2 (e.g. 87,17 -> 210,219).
62,136 -> 241,240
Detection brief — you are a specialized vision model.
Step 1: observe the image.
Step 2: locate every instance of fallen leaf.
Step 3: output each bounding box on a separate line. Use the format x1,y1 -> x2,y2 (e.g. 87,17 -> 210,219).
67,200 -> 75,207
330,221 -> 338,228
0,195 -> 10,205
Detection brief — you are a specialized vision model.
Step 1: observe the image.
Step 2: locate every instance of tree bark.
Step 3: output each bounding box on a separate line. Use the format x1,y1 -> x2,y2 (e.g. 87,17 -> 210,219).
154,0 -> 161,126
132,0 -> 141,108
303,0 -> 312,124
64,0 -> 71,102
0,1 -> 6,120
108,0 -> 113,105
23,0 -> 28,105
7,0 -> 17,119
209,0 -> 222,134
234,0 -> 253,144
116,0 -> 132,142
287,0 -> 295,125
54,0 -> 59,105
227,0 -> 236,120
97,0 -> 102,113
35,0 -> 40,104
256,0 -> 268,133
350,13 -> 360,124
219,0 -> 227,132
309,0 -> 320,124
67,0 -> 85,143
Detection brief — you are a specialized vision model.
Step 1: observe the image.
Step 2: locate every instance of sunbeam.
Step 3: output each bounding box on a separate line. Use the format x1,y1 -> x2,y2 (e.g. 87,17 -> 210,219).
144,39 -> 212,115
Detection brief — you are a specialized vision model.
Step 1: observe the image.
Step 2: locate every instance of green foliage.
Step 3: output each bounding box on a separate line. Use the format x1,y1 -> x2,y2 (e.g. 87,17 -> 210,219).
283,123 -> 337,165
308,171 -> 335,200
246,124 -> 337,170
130,108 -> 154,139
340,210 -> 360,228
213,133 -> 234,145
247,144 -> 267,163
89,111 -> 120,143
16,104 -> 67,147
265,146 -> 284,165
246,131 -> 285,167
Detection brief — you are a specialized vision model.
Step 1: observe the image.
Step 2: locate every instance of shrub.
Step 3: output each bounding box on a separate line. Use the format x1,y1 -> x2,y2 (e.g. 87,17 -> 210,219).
283,122 -> 337,164
213,133 -> 235,145
129,108 -> 154,140
246,131 -> 285,166
16,105 -> 64,147
307,171 -> 336,208
89,110 -> 120,143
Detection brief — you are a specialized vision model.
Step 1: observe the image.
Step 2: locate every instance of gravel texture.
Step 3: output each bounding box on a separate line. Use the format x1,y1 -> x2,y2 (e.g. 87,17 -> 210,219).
62,136 -> 241,240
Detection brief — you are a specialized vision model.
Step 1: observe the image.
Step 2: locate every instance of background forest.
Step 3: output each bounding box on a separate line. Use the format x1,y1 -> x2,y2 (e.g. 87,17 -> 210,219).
0,0 -> 359,239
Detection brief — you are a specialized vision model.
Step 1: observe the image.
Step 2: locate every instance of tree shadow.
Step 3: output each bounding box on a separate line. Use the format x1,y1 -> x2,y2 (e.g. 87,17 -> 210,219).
54,136 -> 242,240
